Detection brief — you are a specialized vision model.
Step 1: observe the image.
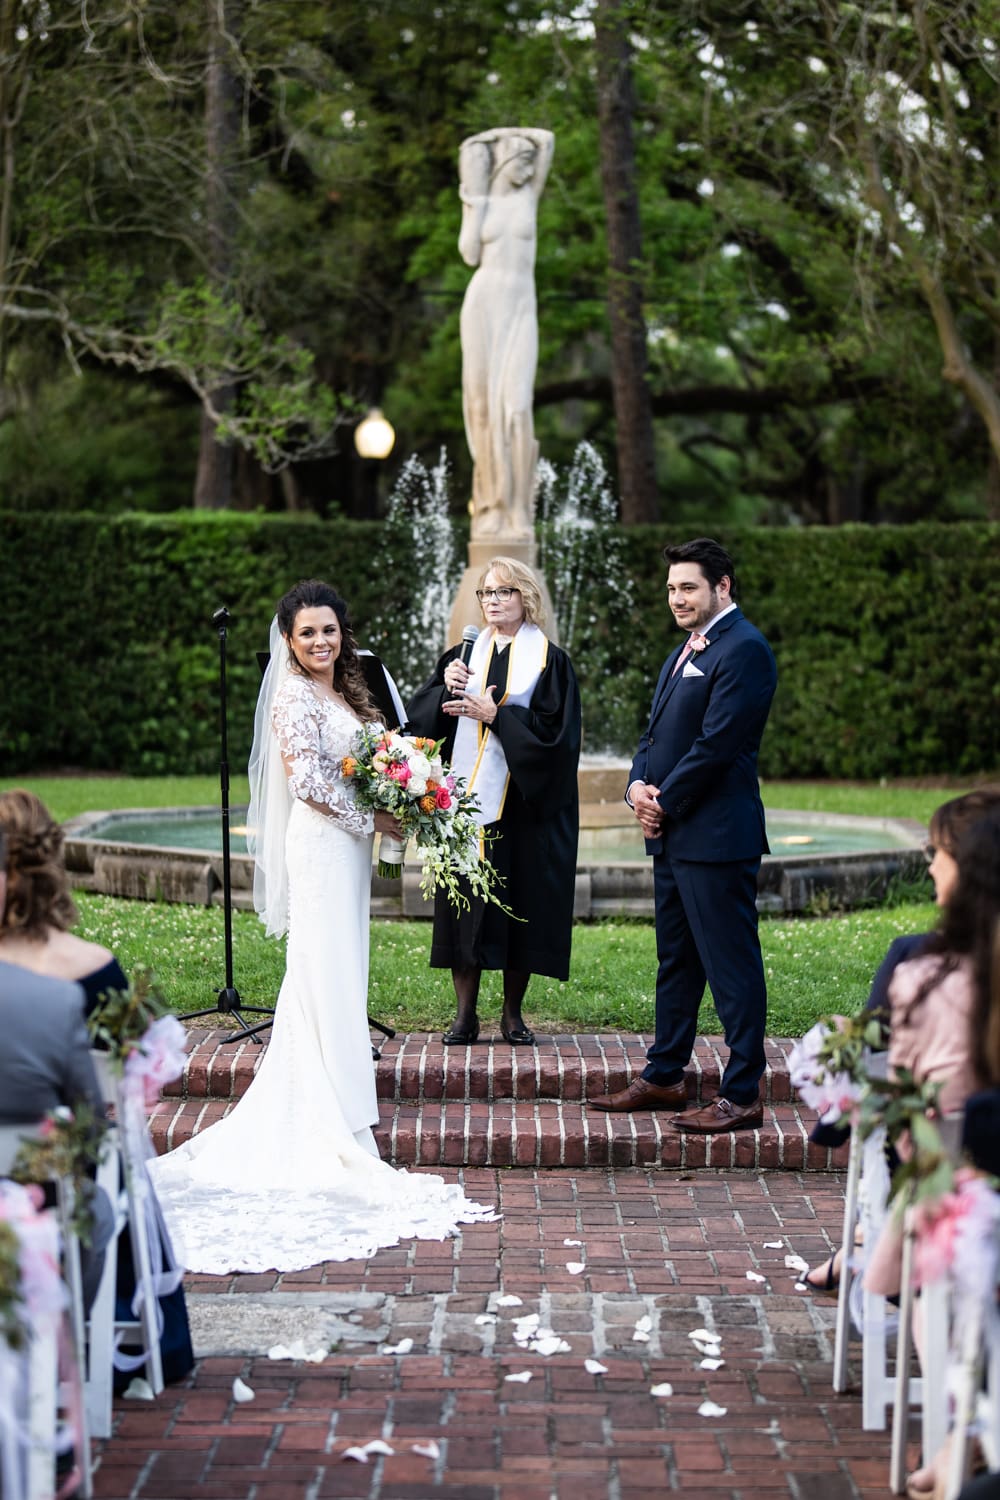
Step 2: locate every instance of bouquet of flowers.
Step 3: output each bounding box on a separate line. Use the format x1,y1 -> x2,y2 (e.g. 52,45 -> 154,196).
10,1105 -> 110,1244
342,727 -> 510,913
0,1180 -> 66,1352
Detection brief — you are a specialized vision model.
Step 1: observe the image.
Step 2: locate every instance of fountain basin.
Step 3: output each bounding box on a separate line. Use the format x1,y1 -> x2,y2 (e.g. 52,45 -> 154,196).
64,803 -> 927,918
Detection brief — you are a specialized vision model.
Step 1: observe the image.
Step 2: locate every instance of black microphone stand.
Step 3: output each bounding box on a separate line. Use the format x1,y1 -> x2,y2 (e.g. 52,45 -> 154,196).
184,606 -> 276,1043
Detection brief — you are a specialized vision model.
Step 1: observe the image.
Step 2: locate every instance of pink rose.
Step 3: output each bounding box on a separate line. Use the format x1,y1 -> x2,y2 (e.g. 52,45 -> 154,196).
435,787 -> 452,810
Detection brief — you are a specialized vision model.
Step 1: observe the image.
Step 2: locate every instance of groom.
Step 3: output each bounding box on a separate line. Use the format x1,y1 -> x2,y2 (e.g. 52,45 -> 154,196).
590,538 -> 777,1132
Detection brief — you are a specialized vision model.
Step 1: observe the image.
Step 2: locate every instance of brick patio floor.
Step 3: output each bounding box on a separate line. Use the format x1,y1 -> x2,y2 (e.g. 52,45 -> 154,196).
91,1165 -> 902,1500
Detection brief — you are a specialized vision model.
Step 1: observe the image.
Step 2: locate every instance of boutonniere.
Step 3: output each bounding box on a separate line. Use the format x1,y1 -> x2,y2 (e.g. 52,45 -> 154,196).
689,633 -> 709,653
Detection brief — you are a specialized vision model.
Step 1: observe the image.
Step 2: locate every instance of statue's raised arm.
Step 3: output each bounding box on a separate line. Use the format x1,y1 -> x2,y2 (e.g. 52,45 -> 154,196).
458,127 -> 555,540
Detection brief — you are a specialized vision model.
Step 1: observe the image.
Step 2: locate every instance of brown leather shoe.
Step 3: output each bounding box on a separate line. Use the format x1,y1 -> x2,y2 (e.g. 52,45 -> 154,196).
670,1097 -> 763,1133
589,1077 -> 687,1112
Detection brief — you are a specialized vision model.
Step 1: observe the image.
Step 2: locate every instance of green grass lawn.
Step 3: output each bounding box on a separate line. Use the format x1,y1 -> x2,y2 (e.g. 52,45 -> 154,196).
5,770 -> 961,1037
72,892 -> 936,1039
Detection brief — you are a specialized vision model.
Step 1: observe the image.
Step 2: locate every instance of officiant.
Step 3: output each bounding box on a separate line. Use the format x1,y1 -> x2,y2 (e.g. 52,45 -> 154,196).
407,556 -> 581,1047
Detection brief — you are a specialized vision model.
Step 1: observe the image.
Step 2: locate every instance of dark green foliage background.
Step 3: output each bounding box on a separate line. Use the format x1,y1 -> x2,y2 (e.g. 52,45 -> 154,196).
2,513 -> 997,777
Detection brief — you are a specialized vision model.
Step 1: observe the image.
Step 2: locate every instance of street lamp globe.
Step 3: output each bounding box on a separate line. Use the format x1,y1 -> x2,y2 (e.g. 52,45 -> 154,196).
354,407 -> 396,460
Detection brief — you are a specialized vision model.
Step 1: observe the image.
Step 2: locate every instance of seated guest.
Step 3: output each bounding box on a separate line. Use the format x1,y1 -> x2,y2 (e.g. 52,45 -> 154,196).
0,822 -> 112,1314
0,792 -> 193,1391
0,788 -> 127,1012
806,786 -> 1000,1291
863,807 -> 1000,1500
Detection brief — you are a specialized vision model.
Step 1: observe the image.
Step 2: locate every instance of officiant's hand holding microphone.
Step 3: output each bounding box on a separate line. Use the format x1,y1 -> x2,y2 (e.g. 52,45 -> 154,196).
442,626 -> 498,725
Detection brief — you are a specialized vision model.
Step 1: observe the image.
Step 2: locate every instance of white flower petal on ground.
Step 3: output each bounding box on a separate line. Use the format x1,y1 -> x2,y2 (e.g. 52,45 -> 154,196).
650,1383 -> 674,1397
343,1440 -> 395,1463
784,1254 -> 809,1274
232,1377 -> 255,1403
691,1337 -> 721,1356
698,1401 -> 728,1418
635,1315 -> 653,1332
122,1378 -> 154,1401
512,1314 -> 540,1344
763,1240 -> 784,1249
505,1370 -> 533,1383
412,1441 -> 440,1459
632,1330 -> 650,1343
794,1281 -> 808,1292
381,1338 -> 414,1355
530,1336 -> 571,1356
688,1327 -> 716,1343
584,1359 -> 608,1375
268,1339 -> 322,1362
746,1271 -> 767,1283
563,1238 -> 584,1246
475,1314 -> 496,1325
496,1294 -> 523,1307
699,1358 -> 725,1371
566,1262 -> 585,1275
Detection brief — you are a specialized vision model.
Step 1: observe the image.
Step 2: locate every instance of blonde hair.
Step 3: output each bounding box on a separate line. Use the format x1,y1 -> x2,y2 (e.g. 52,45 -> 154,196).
479,556 -> 546,627
0,789 -> 78,938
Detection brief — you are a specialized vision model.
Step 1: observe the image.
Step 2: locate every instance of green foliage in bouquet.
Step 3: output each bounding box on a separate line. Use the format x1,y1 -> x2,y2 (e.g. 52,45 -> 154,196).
0,1220 -> 26,1351
814,1011 -> 889,1093
10,1107 -> 110,1246
86,967 -> 170,1062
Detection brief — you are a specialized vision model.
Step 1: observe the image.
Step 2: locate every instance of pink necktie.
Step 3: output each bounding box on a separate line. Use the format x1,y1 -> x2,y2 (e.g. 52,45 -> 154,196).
672,632 -> 706,675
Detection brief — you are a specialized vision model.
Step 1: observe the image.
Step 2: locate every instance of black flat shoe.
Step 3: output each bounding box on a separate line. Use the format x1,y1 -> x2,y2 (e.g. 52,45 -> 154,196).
500,1021 -> 536,1046
442,1019 -> 480,1046
804,1254 -> 839,1295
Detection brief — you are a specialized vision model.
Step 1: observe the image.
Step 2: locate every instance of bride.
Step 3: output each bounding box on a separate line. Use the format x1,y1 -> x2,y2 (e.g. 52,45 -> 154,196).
149,579 -> 494,1274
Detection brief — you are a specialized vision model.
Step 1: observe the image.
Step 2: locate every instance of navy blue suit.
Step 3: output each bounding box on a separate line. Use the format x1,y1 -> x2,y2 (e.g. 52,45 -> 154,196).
629,606 -> 777,1103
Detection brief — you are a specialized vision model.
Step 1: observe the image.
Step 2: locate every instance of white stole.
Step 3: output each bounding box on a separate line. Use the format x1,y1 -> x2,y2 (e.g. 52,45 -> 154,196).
452,623 -> 549,826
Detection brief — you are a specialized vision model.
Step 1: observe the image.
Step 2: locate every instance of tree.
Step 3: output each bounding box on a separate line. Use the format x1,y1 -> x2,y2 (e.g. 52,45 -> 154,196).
594,0 -> 659,523
0,0 -> 337,473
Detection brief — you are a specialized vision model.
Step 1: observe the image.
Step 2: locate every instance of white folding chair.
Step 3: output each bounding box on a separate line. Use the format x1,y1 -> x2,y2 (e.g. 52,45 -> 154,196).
85,1053 -> 172,1439
0,1122 -> 92,1500
887,1114 -> 966,1495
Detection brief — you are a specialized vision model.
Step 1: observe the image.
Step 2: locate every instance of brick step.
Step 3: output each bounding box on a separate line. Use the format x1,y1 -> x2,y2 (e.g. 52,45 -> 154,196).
148,1093 -> 846,1171
167,1028 -> 798,1107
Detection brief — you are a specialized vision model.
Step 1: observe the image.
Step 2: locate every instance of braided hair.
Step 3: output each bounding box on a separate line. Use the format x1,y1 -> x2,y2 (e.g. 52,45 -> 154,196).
0,789 -> 78,938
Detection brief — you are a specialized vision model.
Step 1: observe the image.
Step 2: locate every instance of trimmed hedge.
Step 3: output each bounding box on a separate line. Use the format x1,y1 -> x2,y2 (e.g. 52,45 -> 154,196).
1,512 -> 997,778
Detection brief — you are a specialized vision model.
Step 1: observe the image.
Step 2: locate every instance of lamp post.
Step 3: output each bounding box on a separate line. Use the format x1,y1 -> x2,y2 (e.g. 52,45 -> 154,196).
353,407 -> 396,516
354,407 -> 396,461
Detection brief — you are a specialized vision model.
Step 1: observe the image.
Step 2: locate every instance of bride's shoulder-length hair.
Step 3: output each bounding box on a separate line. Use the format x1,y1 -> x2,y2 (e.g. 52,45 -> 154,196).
277,579 -> 378,722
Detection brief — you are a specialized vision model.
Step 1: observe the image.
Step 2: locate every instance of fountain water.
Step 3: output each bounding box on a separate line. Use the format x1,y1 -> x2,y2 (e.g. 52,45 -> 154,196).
537,443 -> 641,754
371,449 -> 459,700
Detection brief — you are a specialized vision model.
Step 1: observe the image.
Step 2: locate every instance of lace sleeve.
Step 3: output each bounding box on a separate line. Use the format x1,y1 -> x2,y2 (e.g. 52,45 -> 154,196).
272,680 -> 374,838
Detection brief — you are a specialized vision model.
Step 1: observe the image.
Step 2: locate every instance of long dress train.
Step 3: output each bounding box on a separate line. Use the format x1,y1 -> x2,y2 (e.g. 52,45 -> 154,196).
148,684 -> 493,1274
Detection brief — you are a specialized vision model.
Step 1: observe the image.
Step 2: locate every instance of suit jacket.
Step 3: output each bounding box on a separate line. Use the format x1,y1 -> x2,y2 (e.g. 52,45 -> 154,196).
0,960 -> 104,1124
629,606 -> 777,862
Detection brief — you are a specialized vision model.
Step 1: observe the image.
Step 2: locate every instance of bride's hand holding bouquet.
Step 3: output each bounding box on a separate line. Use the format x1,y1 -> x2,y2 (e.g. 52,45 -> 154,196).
342,727 -> 510,913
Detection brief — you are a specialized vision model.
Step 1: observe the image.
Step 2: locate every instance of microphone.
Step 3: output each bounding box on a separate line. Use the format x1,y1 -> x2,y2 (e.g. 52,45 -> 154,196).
450,625 -> 480,697
458,625 -> 479,667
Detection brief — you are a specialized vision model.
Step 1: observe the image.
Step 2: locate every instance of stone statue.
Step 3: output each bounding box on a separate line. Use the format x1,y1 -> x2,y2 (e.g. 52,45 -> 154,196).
458,127 -> 554,541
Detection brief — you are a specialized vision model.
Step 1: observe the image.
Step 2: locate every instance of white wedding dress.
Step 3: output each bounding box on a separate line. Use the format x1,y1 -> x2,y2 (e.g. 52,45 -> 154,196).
149,674 -> 493,1274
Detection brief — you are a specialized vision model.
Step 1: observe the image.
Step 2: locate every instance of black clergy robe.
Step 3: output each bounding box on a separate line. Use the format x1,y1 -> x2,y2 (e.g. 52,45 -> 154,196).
406,637 -> 581,980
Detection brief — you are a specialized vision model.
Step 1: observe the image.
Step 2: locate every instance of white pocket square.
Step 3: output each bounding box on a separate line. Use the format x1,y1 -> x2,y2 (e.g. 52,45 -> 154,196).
682,661 -> 704,677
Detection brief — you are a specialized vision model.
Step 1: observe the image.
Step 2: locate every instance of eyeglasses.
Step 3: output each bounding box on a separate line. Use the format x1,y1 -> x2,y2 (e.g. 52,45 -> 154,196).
476,587 -> 520,603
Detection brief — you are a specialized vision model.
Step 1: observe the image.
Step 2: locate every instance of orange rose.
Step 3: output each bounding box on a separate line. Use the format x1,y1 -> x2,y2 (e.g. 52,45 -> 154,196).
341,756 -> 358,777
419,795 -> 436,815
425,779 -> 439,794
